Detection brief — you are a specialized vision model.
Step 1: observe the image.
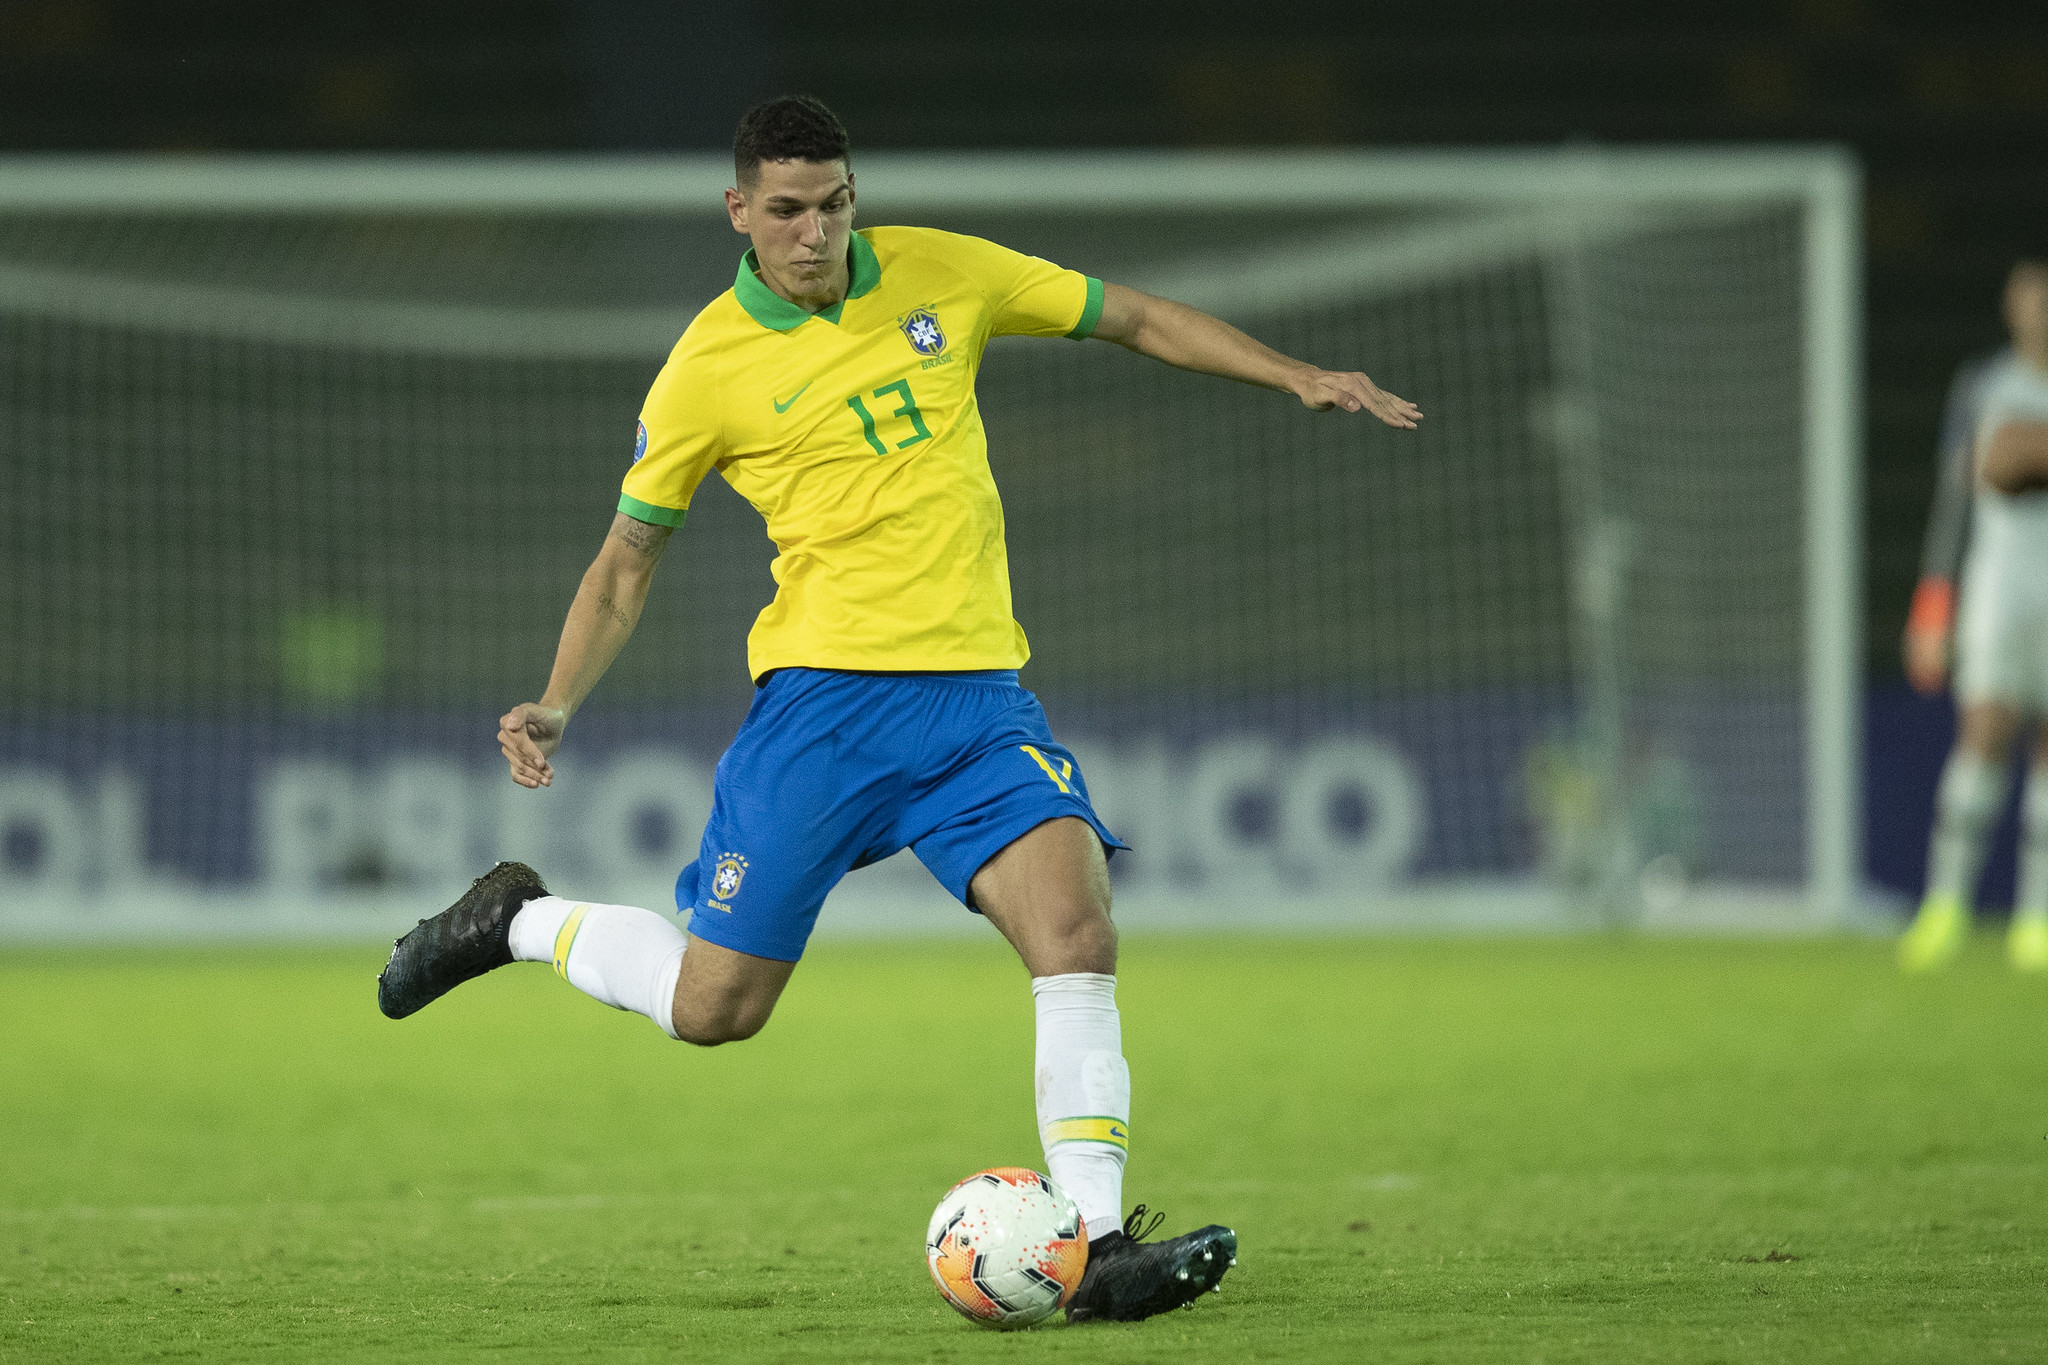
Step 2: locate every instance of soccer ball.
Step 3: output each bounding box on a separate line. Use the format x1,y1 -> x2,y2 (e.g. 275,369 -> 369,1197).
925,1168 -> 1088,1328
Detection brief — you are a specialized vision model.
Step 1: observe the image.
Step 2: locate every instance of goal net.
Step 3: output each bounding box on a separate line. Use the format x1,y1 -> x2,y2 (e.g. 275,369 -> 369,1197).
0,150 -> 1860,937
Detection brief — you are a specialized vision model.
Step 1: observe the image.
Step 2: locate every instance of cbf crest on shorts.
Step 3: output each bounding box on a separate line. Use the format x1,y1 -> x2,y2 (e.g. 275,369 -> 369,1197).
709,852 -> 749,907
900,308 -> 946,357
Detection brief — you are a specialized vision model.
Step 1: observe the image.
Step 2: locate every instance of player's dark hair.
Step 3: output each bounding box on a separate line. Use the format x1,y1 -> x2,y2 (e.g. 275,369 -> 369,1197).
733,96 -> 850,187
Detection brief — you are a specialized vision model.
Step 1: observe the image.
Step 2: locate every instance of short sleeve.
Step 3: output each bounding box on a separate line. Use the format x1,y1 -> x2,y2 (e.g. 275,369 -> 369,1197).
619,349 -> 721,528
944,233 -> 1102,340
1936,358 -> 1988,456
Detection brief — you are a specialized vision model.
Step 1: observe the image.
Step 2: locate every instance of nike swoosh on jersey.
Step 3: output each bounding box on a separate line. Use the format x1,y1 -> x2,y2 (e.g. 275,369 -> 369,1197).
772,381 -> 813,413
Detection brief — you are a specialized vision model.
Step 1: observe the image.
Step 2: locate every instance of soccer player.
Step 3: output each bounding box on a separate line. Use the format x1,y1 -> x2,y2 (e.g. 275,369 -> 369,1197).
377,96 -> 1421,1320
1898,259 -> 2048,972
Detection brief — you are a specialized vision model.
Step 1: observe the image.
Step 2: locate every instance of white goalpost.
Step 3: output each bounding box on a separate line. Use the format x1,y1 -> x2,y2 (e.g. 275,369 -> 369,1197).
0,148 -> 1861,938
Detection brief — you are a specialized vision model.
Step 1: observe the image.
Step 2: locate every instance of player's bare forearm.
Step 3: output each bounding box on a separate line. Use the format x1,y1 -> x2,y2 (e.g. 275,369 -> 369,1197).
543,561 -> 653,712
1092,282 -> 1421,428
1982,420 -> 2048,495
1096,286 -> 1298,390
499,513 -> 671,787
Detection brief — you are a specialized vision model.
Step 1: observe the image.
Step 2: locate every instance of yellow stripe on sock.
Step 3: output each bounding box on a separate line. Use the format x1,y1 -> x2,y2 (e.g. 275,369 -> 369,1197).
1020,744 -> 1071,793
1044,1116 -> 1128,1152
552,904 -> 590,980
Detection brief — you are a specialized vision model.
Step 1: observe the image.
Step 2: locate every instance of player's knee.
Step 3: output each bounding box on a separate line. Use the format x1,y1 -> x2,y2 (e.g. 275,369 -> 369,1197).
1958,725 -> 2011,763
1072,919 -> 1118,976
670,998 -> 774,1048
1034,899 -> 1117,976
671,1010 -> 770,1055
1958,704 -> 2023,761
672,1024 -> 741,1048
1070,897 -> 1117,948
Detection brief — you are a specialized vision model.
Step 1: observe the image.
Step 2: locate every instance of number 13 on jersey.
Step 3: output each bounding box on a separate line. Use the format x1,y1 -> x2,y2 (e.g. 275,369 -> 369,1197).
847,379 -> 932,456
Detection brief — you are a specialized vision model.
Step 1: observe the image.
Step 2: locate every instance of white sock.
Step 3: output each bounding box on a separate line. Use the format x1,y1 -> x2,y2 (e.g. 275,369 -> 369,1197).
2017,769 -> 2048,922
508,895 -> 687,1040
1032,972 -> 1129,1242
1926,752 -> 2011,904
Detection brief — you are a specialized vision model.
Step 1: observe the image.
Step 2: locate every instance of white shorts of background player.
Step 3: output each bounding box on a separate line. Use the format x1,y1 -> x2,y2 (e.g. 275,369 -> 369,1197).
1955,491 -> 2048,713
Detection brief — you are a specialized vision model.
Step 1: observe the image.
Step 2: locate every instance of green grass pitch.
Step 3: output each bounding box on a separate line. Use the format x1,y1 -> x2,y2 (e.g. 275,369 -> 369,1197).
4,932 -> 2046,1362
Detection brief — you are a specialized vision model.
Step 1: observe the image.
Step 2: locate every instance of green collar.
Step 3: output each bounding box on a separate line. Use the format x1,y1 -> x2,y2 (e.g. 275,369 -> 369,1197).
734,231 -> 881,331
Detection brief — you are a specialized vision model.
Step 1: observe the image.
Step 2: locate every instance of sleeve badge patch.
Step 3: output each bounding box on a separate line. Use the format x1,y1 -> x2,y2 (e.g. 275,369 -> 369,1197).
900,308 -> 946,357
708,853 -> 749,906
631,419 -> 648,464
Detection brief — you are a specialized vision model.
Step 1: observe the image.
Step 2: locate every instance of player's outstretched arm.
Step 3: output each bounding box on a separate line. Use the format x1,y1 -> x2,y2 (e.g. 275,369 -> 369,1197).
1982,419 -> 2048,496
499,513 -> 672,788
1904,424 -> 1977,695
1090,282 -> 1421,428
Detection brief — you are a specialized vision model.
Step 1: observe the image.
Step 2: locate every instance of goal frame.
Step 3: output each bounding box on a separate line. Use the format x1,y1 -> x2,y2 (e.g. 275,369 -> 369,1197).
0,146 -> 1863,926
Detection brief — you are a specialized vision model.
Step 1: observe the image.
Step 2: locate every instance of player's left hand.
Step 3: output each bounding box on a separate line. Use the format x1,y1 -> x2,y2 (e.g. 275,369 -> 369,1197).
499,702 -> 567,789
1903,624 -> 1950,696
1292,369 -> 1422,428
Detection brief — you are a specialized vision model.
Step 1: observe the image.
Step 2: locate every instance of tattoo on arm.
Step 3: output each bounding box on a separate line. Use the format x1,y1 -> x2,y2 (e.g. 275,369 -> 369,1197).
595,592 -> 632,628
610,513 -> 673,558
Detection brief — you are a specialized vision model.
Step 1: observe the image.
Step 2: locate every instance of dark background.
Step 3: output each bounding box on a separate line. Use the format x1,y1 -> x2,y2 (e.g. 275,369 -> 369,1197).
4,0 -> 2043,906
3,0 -> 2044,677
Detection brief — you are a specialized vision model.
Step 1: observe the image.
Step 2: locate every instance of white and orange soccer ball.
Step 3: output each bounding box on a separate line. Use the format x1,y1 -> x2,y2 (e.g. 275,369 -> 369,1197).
925,1168 -> 1088,1328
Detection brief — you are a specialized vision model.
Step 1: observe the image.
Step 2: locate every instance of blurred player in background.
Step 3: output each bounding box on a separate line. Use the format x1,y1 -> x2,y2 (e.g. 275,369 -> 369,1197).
1899,259 -> 2048,972
374,96 -> 1420,1322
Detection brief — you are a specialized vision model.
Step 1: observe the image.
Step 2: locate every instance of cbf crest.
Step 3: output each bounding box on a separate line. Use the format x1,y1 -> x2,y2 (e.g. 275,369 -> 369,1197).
900,308 -> 946,357
710,853 -> 749,904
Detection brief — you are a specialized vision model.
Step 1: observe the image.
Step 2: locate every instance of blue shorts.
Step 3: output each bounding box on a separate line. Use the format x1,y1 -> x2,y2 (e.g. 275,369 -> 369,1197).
676,668 -> 1126,962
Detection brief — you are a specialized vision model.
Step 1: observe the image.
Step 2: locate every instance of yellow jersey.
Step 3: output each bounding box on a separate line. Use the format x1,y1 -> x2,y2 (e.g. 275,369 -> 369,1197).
621,225 -> 1103,681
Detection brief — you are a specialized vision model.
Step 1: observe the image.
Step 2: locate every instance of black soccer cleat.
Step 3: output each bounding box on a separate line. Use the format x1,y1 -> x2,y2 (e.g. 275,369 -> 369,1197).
1065,1206 -> 1237,1323
376,861 -> 547,1020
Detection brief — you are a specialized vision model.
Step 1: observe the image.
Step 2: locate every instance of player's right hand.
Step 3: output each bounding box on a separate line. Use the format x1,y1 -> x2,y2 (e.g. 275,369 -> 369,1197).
499,702 -> 568,788
1903,625 -> 1949,696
